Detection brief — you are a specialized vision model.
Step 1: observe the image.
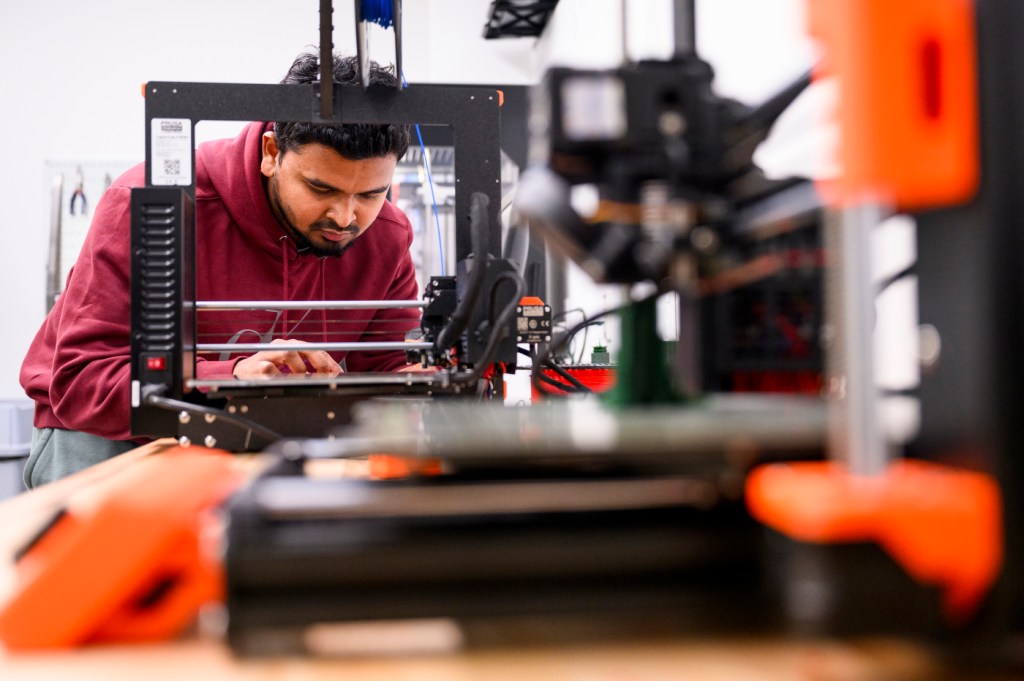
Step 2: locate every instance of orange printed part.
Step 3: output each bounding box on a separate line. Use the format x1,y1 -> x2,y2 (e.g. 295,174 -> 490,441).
519,296 -> 545,306
0,448 -> 245,649
746,459 -> 1002,624
368,454 -> 442,480
809,0 -> 979,210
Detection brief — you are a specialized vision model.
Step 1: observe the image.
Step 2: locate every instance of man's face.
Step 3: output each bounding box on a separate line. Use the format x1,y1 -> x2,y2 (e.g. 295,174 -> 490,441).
260,132 -> 397,257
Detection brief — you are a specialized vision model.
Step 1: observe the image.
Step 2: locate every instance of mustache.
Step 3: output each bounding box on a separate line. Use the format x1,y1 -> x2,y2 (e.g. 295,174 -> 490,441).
311,220 -> 359,235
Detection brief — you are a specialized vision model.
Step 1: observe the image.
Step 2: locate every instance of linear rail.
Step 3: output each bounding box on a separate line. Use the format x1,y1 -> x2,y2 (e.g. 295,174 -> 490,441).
197,341 -> 432,353
195,300 -> 427,311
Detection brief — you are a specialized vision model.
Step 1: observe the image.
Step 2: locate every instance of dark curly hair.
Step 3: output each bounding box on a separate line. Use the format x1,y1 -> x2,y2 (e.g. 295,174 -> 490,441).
274,52 -> 410,161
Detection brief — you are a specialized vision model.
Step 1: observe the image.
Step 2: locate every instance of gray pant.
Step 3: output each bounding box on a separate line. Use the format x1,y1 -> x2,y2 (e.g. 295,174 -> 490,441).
24,428 -> 138,489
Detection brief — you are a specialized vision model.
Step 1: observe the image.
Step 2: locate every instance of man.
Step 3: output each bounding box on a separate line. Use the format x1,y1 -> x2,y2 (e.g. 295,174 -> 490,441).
20,52 -> 421,487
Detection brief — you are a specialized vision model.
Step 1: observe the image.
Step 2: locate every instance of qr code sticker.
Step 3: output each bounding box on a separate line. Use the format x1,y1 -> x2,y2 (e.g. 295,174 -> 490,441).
163,159 -> 181,176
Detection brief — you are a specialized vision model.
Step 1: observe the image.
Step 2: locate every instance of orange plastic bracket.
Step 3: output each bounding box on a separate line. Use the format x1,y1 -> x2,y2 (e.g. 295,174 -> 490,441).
0,448 -> 245,649
746,459 -> 1002,624
810,0 -> 979,210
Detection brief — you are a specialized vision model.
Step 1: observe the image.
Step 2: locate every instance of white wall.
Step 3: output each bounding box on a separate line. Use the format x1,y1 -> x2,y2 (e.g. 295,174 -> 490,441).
0,0 -> 535,399
538,0 -> 815,102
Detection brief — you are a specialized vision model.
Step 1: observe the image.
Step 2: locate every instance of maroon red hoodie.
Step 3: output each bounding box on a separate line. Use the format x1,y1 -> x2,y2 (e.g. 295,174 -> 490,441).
21,121 -> 419,441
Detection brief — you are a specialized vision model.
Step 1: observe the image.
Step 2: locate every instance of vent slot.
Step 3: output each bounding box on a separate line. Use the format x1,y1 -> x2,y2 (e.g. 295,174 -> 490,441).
137,200 -> 179,353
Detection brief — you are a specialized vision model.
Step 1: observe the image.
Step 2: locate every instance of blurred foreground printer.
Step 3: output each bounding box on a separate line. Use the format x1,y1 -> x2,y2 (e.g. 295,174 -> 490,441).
223,0 -> 1018,666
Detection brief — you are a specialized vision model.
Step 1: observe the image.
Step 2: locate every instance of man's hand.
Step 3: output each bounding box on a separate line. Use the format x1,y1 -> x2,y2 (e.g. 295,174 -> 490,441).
233,338 -> 342,378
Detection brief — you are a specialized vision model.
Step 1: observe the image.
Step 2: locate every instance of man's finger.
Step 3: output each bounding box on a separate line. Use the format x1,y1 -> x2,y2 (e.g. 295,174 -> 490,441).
252,360 -> 281,376
302,350 -> 342,375
233,356 -> 281,378
272,350 -> 309,375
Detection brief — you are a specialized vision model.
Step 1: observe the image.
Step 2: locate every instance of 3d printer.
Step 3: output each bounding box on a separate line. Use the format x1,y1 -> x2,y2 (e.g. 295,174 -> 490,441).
127,45 -> 530,450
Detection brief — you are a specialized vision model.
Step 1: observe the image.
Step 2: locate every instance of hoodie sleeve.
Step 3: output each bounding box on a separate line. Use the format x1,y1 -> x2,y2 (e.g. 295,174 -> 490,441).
343,227 -> 421,373
31,185 -> 137,440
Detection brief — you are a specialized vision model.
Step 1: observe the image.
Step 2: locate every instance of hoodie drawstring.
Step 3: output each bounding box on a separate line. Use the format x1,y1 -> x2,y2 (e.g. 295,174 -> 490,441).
279,236 -> 290,337
320,258 -> 327,344
278,237 -> 329,345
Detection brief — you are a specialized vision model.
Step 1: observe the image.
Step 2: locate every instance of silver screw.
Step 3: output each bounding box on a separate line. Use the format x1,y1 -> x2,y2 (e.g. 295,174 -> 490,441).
918,324 -> 942,372
178,411 -> 191,424
658,111 -> 687,137
178,436 -> 191,447
690,225 -> 718,254
204,435 -> 217,448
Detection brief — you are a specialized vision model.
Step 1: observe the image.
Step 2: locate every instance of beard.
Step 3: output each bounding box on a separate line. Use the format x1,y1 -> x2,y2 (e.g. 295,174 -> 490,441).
267,175 -> 360,258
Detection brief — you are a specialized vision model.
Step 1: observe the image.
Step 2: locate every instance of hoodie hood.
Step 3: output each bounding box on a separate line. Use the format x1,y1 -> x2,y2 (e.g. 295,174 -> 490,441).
196,121 -> 289,261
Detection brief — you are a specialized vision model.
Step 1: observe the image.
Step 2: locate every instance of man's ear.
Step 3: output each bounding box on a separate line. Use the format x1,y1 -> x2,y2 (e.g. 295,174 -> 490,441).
260,132 -> 280,178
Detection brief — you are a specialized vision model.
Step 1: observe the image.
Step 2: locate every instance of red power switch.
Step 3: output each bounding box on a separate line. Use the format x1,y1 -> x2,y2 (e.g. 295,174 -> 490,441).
146,356 -> 166,371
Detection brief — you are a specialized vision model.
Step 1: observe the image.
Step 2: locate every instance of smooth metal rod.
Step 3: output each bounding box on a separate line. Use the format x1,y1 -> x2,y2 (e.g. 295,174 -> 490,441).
825,202 -> 888,476
195,300 -> 427,310
674,0 -> 696,59
320,0 -> 333,119
189,372 -> 444,390
393,0 -> 403,90
197,341 -> 431,353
